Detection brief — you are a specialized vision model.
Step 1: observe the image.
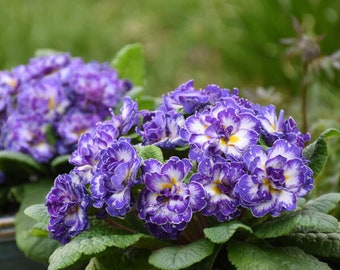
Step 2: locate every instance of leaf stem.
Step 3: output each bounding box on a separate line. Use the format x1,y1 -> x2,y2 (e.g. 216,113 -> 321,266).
103,217 -> 138,234
301,61 -> 309,133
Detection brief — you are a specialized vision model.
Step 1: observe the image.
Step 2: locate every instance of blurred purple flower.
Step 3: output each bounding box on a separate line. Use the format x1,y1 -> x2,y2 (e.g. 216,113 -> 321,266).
1,113 -> 55,162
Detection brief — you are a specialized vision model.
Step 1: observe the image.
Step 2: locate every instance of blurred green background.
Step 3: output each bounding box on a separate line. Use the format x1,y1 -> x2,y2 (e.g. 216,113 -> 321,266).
0,0 -> 339,191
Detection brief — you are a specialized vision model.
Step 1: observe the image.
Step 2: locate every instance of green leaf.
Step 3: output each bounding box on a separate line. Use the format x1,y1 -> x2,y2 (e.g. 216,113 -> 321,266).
0,151 -> 48,184
50,155 -> 72,175
111,43 -> 145,88
148,239 -> 214,270
203,220 -> 253,244
85,249 -> 157,270
227,241 -> 331,270
304,193 -> 340,213
281,231 -> 340,258
319,128 -> 340,139
135,145 -> 164,162
34,48 -> 62,57
303,128 -> 339,177
24,203 -> 49,225
254,210 -> 339,239
15,182 -> 60,264
48,221 -> 148,270
303,138 -> 328,177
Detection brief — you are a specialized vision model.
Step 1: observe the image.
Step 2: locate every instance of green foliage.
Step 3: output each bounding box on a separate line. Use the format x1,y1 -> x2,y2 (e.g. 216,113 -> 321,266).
281,231 -> 340,258
203,220 -> 252,244
148,239 -> 214,270
112,43 -> 145,90
0,151 -> 47,184
15,182 -> 60,264
50,155 -> 72,175
254,210 -> 339,239
304,193 -> 340,213
48,220 -> 149,270
227,241 -> 332,270
85,249 -> 157,270
135,145 -> 164,162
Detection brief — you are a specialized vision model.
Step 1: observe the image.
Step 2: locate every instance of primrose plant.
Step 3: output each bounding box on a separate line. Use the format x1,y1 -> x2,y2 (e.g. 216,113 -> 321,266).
24,77 -> 340,270
0,48 -> 134,201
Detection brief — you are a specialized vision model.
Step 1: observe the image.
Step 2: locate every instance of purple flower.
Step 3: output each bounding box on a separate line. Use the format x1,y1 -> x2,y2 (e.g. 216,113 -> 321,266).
137,110 -> 186,148
182,98 -> 260,160
259,105 -> 310,147
235,139 -> 314,218
160,80 -> 210,114
138,157 -> 205,239
69,62 -> 132,115
17,78 -> 70,121
90,138 -> 142,217
55,109 -> 102,154
0,71 -> 18,121
13,53 -> 71,82
69,120 -> 119,184
46,171 -> 91,244
1,113 -> 55,162
110,97 -> 139,135
190,157 -> 243,221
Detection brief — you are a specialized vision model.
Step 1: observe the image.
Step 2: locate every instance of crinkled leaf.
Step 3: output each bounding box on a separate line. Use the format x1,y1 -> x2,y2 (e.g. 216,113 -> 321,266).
135,145 -> 164,162
281,231 -> 340,258
85,249 -> 157,270
15,182 -> 60,264
303,129 -> 339,177
48,221 -> 149,270
203,220 -> 253,244
319,128 -> 340,139
24,203 -> 49,225
254,210 -> 339,239
303,138 -> 328,177
148,239 -> 214,270
111,43 -> 145,88
227,241 -> 331,270
0,151 -> 48,184
304,193 -> 340,213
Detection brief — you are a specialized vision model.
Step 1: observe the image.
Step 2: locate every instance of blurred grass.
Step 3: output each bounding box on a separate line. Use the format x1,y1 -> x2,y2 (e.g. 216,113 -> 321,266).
0,0 -> 339,194
1,0 -> 339,96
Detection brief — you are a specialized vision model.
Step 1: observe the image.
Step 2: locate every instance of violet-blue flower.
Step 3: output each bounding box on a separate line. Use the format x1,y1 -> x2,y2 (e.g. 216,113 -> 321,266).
137,109 -> 186,148
160,80 -> 210,114
110,97 -> 139,135
138,157 -> 205,239
13,53 -> 70,82
46,171 -> 90,244
190,157 -> 243,221
182,98 -> 260,160
235,139 -> 314,218
1,113 -> 55,162
17,78 -> 70,121
91,138 -> 142,217
69,62 -> 132,114
55,109 -> 102,154
69,120 -> 120,184
259,105 -> 310,148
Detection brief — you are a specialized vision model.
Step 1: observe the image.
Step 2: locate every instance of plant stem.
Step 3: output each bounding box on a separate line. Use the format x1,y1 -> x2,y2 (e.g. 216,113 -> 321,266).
104,217 -> 138,234
301,61 -> 309,133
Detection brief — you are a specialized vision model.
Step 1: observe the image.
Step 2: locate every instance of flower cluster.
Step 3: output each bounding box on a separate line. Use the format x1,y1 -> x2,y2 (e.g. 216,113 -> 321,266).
46,80 -> 314,243
0,53 -> 132,163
